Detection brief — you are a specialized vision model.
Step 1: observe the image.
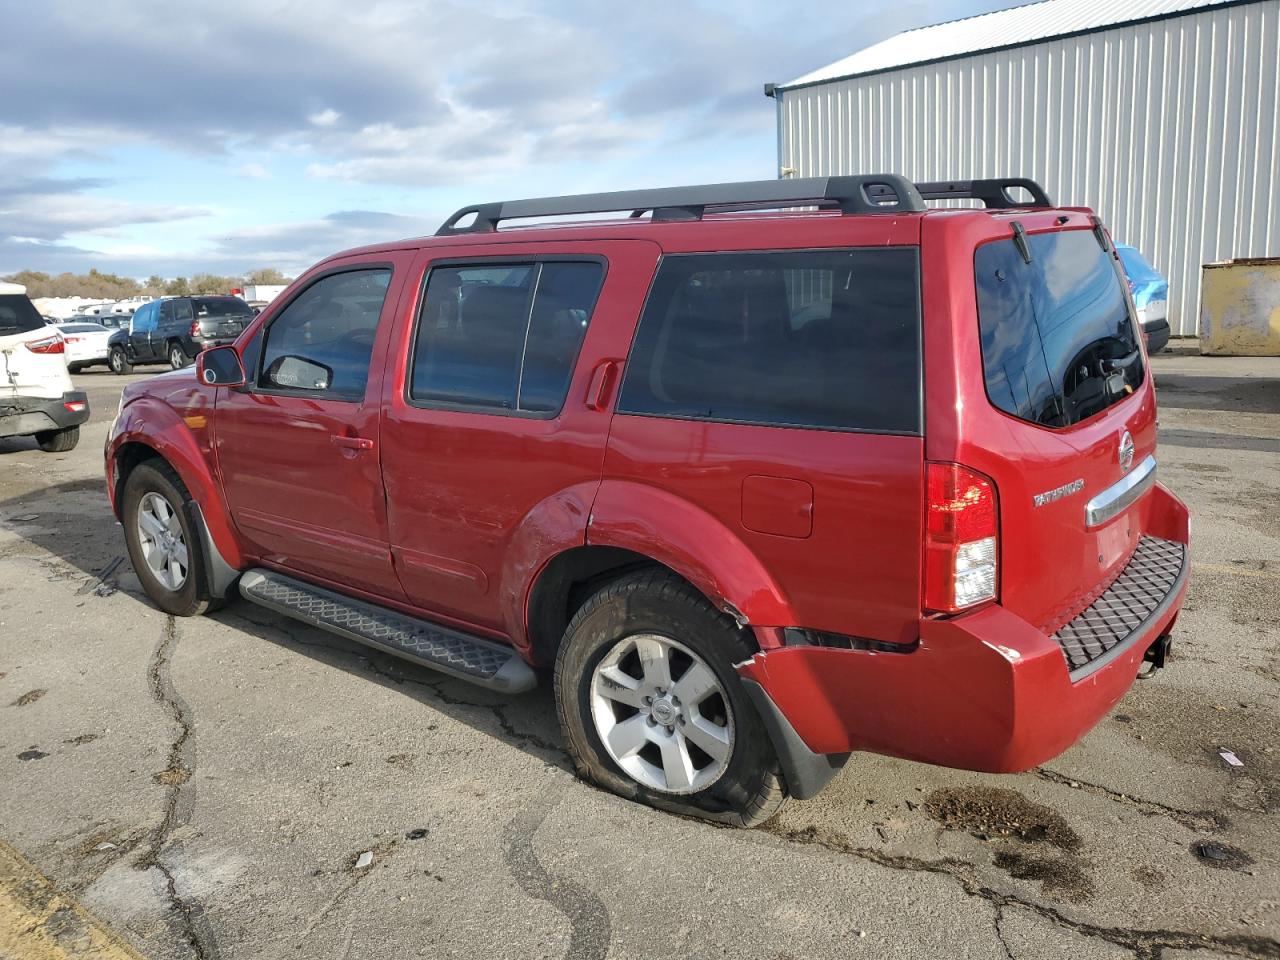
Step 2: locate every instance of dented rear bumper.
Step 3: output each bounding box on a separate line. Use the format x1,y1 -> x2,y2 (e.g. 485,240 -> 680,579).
739,482 -> 1189,778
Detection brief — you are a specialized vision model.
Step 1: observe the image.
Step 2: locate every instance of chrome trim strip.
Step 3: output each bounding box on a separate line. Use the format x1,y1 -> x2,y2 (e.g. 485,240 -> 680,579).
1085,454 -> 1157,528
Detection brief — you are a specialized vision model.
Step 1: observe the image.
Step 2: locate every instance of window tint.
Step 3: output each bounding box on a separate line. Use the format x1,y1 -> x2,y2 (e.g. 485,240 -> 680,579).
617,249 -> 921,434
410,261 -> 603,413
0,294 -> 47,336
194,297 -> 252,318
174,298 -> 194,322
259,269 -> 391,400
975,230 -> 1144,428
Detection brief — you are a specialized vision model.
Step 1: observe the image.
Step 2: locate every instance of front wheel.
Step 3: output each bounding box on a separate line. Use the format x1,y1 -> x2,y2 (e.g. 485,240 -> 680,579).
121,461 -> 220,617
109,347 -> 132,375
35,426 -> 79,453
554,569 -> 786,827
168,343 -> 189,370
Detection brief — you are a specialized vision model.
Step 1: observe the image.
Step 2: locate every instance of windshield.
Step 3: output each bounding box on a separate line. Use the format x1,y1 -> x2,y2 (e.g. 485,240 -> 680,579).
193,297 -> 252,318
975,229 -> 1145,428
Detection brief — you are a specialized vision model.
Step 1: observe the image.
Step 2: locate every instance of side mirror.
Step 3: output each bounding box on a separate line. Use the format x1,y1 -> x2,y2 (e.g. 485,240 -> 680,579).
196,345 -> 246,387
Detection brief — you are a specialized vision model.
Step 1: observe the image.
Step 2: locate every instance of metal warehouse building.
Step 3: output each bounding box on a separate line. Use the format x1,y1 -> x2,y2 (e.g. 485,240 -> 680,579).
767,0 -> 1279,337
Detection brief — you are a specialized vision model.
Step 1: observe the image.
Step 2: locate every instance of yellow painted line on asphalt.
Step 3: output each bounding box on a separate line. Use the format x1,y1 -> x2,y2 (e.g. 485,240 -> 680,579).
1194,561 -> 1280,580
0,840 -> 148,960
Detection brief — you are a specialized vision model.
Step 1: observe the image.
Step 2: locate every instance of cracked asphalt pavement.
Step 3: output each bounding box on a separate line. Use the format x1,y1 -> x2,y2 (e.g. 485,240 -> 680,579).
1,352 -> 1278,960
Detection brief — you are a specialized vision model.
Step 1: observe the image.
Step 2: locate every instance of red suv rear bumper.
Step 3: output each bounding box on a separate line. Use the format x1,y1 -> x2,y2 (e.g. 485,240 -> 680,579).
738,483 -> 1189,775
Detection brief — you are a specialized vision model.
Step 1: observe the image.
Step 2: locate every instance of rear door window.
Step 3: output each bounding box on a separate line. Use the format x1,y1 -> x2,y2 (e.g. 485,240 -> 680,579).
410,260 -> 603,414
0,294 -> 47,336
617,248 -> 921,434
975,230 -> 1144,428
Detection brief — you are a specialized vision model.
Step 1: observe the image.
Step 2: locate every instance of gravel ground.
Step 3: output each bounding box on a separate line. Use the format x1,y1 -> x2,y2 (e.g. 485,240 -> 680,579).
1,352 -> 1277,960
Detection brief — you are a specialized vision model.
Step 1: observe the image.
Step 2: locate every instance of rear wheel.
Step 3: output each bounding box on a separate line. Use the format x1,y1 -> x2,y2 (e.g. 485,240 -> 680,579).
67,362 -> 84,373
168,342 -> 189,370
121,461 -> 221,617
109,347 -> 132,375
554,569 -> 786,827
35,426 -> 79,453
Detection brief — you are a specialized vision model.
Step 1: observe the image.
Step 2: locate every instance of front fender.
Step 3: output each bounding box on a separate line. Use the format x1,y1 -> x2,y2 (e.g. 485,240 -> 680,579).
586,479 -> 797,632
107,393 -> 245,572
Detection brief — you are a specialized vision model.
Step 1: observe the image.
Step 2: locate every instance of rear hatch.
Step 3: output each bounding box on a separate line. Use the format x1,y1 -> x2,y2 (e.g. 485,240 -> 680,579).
1,293 -> 68,400
193,297 -> 252,339
967,224 -> 1156,632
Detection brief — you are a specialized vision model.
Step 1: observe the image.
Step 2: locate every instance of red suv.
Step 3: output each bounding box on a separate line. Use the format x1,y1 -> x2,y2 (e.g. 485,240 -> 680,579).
106,176 -> 1189,826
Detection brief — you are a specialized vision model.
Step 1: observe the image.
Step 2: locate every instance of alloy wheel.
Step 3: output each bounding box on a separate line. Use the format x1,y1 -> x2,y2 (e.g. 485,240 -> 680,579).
589,633 -> 734,794
136,492 -> 189,590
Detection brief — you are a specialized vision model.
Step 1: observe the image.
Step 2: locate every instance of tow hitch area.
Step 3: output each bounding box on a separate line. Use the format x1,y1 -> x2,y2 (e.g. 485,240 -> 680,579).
1138,633 -> 1172,678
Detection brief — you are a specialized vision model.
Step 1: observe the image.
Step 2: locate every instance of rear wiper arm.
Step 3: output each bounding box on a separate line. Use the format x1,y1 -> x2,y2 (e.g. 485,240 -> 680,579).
1102,348 -> 1140,371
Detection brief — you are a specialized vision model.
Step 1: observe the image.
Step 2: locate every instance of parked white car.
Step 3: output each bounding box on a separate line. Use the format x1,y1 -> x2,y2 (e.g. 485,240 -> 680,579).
56,321 -> 114,372
1,283 -> 89,452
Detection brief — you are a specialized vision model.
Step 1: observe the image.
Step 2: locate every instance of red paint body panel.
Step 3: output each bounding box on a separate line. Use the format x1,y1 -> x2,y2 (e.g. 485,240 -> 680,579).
379,240 -> 661,638
739,483 -> 1189,770
213,251 -> 415,600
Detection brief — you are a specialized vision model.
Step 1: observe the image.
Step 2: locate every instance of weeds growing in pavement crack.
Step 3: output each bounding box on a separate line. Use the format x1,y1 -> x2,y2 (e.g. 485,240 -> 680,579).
143,616 -> 219,960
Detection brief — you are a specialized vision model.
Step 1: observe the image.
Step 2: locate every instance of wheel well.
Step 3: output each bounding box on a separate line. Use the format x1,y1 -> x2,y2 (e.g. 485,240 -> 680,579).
527,546 -> 705,668
112,442 -> 164,517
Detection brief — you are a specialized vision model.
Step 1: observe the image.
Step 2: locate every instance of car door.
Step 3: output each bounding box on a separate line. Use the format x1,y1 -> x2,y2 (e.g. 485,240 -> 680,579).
129,302 -> 157,359
215,254 -> 413,600
379,240 -> 660,633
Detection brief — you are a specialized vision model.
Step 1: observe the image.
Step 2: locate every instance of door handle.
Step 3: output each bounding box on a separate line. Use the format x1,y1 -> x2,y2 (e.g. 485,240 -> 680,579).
331,435 -> 374,451
585,359 -> 621,411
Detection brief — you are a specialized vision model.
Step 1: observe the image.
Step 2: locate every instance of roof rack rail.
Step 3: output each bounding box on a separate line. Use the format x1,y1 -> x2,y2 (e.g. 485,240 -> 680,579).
914,178 -> 1052,209
435,174 -> 927,235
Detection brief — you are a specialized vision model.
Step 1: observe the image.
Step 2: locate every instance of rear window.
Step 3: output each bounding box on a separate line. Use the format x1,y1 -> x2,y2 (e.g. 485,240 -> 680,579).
193,297 -> 251,318
59,323 -> 107,333
975,230 -> 1144,428
0,294 -> 47,336
617,249 -> 922,434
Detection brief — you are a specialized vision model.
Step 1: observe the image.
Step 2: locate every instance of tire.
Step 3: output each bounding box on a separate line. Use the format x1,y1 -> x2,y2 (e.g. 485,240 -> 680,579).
121,461 -> 222,617
168,342 -> 189,370
35,426 -> 79,453
109,347 -> 133,375
68,362 -> 84,374
554,569 -> 787,827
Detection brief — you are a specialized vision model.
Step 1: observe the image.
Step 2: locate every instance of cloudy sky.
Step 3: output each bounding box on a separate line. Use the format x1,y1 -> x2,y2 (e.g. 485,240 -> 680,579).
2,0 -> 1012,278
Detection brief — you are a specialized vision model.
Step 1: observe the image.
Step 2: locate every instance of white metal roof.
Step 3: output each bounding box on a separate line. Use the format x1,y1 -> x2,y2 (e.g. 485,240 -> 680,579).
779,0 -> 1247,89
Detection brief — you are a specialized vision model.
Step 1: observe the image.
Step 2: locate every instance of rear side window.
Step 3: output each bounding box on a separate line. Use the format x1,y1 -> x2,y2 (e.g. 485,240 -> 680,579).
410,261 -> 603,414
975,230 -> 1144,428
617,249 -> 921,434
0,294 -> 47,336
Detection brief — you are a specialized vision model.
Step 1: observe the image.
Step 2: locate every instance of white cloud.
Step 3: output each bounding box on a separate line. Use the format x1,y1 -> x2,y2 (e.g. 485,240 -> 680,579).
238,162 -> 270,179
308,108 -> 341,127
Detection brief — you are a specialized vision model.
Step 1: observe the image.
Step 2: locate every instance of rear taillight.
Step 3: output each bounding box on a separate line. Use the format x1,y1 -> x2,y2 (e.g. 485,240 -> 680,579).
63,336 -> 83,344
63,400 -> 86,413
925,462 -> 998,614
190,321 -> 201,337
25,335 -> 64,355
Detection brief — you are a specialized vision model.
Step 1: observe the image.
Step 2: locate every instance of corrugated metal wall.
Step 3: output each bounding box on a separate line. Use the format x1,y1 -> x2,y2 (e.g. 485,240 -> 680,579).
776,0 -> 1280,336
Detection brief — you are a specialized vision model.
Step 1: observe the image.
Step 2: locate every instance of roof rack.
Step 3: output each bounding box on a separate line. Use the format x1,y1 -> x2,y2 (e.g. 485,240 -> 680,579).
914,178 -> 1052,209
434,174 -> 1054,235
435,175 -> 927,235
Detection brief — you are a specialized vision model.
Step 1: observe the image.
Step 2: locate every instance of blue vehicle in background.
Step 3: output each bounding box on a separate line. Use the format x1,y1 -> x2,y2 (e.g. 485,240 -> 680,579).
1116,243 -> 1170,353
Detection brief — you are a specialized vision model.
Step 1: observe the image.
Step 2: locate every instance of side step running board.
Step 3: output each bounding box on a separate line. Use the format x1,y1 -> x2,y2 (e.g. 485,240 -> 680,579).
238,569 -> 537,694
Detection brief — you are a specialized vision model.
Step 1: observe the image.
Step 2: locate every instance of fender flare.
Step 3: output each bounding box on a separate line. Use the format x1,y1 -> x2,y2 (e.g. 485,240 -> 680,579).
497,481 -> 599,654
110,397 -> 246,587
585,479 -> 798,631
